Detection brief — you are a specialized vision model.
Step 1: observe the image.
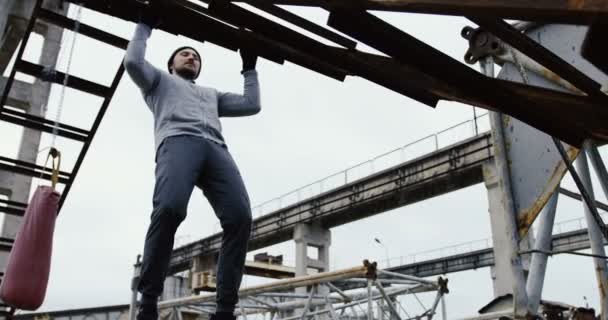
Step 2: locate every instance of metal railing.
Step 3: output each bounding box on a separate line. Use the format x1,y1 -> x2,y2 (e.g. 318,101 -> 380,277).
251,113 -> 491,218
374,211 -> 608,269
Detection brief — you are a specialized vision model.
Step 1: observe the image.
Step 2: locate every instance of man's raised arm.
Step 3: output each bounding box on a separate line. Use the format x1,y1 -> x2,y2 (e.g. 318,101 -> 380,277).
124,23 -> 161,94
218,50 -> 261,117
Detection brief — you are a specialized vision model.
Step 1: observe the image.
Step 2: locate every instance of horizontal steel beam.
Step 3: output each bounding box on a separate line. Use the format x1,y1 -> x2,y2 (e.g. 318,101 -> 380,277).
12,304 -> 130,319
241,0 -> 357,49
68,0 -> 441,106
387,226 -> 607,278
244,260 -> 295,278
37,8 -> 129,49
0,155 -> 71,184
255,0 -> 608,24
0,237 -> 14,252
0,77 -> 32,108
15,59 -> 111,97
160,262 -> 375,309
327,9 -> 608,146
169,134 -> 493,273
0,198 -> 27,217
0,107 -> 90,142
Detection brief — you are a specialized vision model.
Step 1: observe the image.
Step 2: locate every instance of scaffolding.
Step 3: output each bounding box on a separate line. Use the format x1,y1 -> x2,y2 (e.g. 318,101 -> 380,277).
2,0 -> 608,319
144,261 -> 449,320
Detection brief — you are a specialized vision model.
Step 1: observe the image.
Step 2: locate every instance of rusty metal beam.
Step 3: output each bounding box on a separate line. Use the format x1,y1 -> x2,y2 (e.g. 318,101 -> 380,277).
493,79 -> 608,146
252,0 -> 608,24
582,21 -> 608,75
208,0 -> 441,104
68,0 -> 360,81
328,48 -> 441,106
208,0 -> 352,78
241,0 -> 357,49
468,17 -> 605,99
327,10 -> 608,146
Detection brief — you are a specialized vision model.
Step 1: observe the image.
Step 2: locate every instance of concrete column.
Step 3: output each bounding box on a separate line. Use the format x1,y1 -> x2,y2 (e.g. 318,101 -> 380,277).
0,13 -> 63,239
0,1 -> 14,51
294,222 -> 331,277
190,254 -> 219,294
293,223 -> 331,318
577,146 -> 608,320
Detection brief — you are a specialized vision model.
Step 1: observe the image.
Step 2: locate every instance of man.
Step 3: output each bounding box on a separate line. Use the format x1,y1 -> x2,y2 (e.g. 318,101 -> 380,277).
123,5 -> 260,320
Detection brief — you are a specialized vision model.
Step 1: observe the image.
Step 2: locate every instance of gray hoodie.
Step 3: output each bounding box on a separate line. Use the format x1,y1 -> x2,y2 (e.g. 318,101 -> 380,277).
124,23 -> 261,153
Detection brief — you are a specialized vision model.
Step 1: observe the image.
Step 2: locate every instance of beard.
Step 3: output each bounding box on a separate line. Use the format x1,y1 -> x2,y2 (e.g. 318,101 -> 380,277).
174,65 -> 198,80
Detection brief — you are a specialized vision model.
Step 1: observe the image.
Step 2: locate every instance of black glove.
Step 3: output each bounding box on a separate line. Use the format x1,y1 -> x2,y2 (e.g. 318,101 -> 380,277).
138,6 -> 161,29
138,0 -> 171,29
240,49 -> 258,73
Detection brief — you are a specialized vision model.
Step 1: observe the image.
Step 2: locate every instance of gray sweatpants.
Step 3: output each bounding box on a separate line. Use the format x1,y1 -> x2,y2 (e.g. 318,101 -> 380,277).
137,135 -> 252,313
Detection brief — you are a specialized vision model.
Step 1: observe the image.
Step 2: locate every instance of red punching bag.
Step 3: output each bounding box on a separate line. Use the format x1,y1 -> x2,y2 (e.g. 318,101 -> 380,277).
0,149 -> 61,310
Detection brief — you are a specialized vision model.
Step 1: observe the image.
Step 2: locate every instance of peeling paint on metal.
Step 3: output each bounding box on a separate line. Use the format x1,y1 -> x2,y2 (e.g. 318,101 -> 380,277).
517,146 -> 580,237
597,266 -> 607,299
538,66 -> 584,95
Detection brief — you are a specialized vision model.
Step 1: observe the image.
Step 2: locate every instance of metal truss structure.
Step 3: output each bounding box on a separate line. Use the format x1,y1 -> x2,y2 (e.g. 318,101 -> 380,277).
2,1 -> 608,320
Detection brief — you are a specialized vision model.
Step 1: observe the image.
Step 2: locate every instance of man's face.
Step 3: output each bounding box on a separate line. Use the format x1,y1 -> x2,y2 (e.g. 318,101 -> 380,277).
171,48 -> 201,79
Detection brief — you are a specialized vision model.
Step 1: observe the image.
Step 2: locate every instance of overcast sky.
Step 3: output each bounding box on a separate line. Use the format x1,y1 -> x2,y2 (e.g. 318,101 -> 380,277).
1,3 -> 608,318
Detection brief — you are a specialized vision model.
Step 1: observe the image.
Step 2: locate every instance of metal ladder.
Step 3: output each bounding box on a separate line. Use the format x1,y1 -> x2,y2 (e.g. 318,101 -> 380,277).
0,0 -> 128,314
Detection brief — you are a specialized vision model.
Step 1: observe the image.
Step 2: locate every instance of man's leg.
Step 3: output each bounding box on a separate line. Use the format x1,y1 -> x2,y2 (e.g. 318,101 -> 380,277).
198,141 -> 252,315
138,136 -> 206,316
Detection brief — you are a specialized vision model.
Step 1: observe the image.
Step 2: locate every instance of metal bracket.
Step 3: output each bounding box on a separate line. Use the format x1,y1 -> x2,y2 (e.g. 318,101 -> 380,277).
461,26 -> 504,64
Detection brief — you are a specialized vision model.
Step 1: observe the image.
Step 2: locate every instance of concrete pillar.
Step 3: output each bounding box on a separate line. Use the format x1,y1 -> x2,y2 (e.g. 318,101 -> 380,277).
0,4 -> 64,240
0,1 -> 14,52
190,254 -> 219,294
294,222 -> 331,277
293,223 -> 331,318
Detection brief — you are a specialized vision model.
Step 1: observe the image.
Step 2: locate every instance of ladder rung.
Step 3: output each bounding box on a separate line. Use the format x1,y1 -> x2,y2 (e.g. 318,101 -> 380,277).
0,206 -> 25,217
0,238 -> 14,244
15,60 -> 111,97
0,198 -> 27,209
37,8 -> 129,49
0,198 -> 26,217
0,238 -> 13,252
0,155 -> 71,184
0,108 -> 89,142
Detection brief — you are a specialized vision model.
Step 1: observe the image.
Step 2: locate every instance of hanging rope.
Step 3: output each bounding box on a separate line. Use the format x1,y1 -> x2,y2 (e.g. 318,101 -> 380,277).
38,3 -> 84,190
52,3 -> 83,148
